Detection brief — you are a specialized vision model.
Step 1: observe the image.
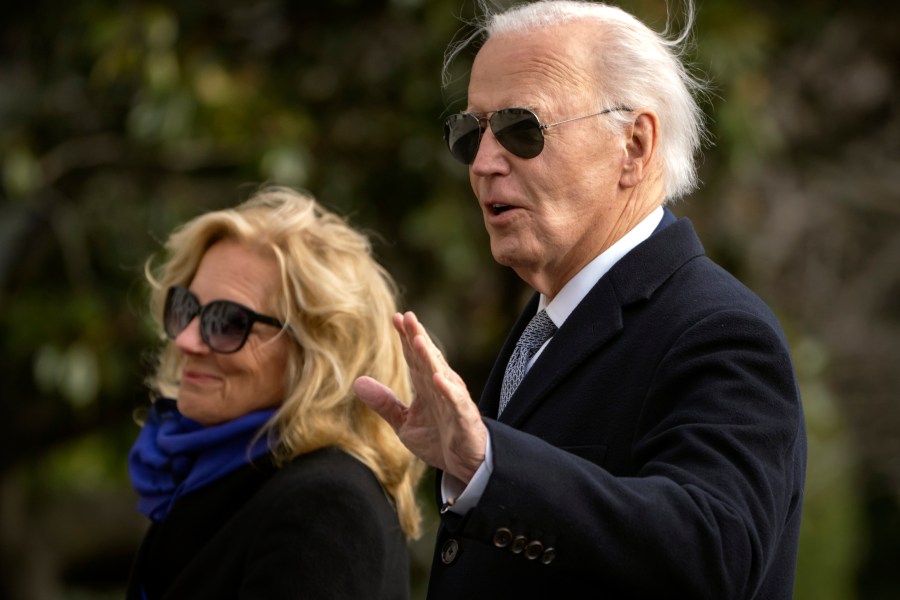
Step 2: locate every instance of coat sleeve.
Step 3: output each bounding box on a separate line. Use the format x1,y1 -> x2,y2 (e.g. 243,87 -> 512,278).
452,308 -> 806,599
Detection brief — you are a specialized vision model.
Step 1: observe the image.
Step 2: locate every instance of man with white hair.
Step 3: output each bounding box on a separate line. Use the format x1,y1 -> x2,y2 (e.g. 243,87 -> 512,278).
355,1 -> 806,598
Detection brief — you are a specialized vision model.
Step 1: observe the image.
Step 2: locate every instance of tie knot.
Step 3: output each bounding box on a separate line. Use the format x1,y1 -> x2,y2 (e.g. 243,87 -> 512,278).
520,309 -> 557,352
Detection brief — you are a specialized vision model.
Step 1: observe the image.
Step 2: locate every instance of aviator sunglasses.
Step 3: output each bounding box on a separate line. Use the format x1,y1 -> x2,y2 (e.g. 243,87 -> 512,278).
443,106 -> 632,165
163,285 -> 284,354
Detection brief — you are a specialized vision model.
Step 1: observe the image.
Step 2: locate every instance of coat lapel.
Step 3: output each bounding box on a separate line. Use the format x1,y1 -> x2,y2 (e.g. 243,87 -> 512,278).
480,216 -> 705,427
495,277 -> 623,426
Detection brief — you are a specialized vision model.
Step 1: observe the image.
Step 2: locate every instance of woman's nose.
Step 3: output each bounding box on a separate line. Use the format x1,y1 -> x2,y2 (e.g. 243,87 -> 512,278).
173,317 -> 208,354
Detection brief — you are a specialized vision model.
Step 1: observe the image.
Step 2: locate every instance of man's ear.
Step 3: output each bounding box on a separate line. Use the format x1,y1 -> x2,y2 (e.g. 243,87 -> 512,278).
620,112 -> 658,189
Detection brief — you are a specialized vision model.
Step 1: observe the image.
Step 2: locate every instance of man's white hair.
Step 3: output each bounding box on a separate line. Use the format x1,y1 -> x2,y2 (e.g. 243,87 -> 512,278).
444,0 -> 709,201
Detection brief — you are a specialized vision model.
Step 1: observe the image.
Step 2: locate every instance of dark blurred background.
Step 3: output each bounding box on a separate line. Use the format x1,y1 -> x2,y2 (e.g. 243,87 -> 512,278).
1,0 -> 898,598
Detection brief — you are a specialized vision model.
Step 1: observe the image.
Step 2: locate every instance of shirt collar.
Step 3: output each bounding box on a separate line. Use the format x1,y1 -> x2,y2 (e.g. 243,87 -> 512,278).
540,206 -> 665,327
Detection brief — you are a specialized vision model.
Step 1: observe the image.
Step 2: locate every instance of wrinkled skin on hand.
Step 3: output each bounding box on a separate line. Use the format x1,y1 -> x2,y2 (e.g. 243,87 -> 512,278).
353,312 -> 487,483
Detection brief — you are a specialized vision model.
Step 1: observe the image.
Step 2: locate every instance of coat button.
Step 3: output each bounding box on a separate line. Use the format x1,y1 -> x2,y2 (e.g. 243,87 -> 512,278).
541,547 -> 556,565
510,535 -> 527,554
524,540 -> 544,560
492,528 -> 513,548
441,539 -> 459,564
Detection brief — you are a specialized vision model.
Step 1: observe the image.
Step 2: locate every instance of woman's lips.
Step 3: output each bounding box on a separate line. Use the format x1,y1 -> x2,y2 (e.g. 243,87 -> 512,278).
181,370 -> 221,385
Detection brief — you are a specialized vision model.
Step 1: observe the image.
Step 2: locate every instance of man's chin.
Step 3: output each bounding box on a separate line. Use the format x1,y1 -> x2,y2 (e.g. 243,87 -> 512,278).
490,241 -> 534,270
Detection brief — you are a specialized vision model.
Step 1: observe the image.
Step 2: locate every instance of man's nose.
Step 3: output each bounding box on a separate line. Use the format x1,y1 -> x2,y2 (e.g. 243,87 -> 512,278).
470,127 -> 510,175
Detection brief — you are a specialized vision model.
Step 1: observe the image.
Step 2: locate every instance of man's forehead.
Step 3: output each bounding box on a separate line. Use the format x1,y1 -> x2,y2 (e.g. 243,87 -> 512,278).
467,29 -> 596,112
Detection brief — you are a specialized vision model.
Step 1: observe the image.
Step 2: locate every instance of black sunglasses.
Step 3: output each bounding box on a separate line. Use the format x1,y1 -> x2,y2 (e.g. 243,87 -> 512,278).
443,106 -> 631,165
163,285 -> 284,354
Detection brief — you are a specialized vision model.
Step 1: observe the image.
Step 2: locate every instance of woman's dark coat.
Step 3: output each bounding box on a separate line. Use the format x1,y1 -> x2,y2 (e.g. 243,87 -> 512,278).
128,447 -> 410,599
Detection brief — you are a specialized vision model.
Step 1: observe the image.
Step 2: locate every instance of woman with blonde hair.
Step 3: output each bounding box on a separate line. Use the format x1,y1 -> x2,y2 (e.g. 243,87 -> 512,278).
127,186 -> 422,599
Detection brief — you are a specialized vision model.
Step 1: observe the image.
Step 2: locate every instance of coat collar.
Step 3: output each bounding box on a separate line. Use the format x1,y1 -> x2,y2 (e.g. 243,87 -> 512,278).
479,215 -> 705,426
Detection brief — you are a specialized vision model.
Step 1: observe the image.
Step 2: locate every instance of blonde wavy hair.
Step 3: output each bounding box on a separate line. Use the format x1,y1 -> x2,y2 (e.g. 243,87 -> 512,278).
145,186 -> 423,539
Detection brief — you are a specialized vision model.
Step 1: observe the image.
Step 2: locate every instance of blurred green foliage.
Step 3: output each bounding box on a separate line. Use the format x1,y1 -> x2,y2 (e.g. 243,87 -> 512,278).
2,0 -> 898,598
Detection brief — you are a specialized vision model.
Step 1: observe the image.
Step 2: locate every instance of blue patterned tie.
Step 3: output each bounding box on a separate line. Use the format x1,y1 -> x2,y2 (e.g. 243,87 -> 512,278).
498,309 -> 557,416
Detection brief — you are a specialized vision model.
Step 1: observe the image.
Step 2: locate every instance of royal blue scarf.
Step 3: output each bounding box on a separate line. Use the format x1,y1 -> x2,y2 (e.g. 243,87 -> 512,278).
128,398 -> 275,522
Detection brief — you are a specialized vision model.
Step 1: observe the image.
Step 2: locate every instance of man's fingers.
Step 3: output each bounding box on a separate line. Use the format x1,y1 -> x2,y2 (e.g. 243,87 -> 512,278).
353,376 -> 408,431
433,371 -> 474,419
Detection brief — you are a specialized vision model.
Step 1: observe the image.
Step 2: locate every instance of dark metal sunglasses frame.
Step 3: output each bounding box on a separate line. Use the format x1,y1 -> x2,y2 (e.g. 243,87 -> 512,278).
163,285 -> 284,354
443,106 -> 632,165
